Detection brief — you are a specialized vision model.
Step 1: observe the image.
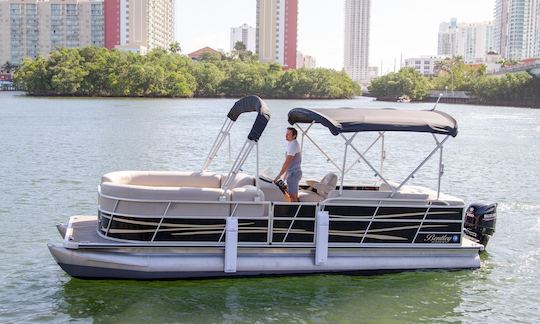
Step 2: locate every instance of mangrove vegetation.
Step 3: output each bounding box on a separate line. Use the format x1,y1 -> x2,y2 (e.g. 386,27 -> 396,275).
13,47 -> 361,99
368,57 -> 540,106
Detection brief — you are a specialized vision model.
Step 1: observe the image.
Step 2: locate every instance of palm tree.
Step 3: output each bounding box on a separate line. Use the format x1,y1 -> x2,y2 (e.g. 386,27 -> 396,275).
231,41 -> 248,60
1,61 -> 17,73
168,41 -> 181,54
497,58 -> 520,68
233,41 -> 247,52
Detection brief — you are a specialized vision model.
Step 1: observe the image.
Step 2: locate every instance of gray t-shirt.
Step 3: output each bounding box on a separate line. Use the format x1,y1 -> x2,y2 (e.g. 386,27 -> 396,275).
286,139 -> 302,172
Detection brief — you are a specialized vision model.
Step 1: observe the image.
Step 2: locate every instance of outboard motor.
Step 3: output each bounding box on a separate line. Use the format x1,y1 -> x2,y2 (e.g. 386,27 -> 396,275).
464,203 -> 497,247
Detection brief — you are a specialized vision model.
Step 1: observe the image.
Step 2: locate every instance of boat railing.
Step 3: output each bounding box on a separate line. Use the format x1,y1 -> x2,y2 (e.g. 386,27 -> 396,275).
320,197 -> 464,247
96,189 -> 465,247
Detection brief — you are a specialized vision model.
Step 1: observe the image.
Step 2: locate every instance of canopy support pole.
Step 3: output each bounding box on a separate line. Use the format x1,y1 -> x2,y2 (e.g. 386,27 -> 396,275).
339,133 -> 357,195
296,123 -> 343,173
202,118 -> 234,172
222,139 -> 256,190
391,135 -> 450,197
380,132 -> 386,176
341,134 -> 395,194
434,134 -> 444,199
255,141 -> 261,199
344,131 -> 385,174
300,122 -> 314,153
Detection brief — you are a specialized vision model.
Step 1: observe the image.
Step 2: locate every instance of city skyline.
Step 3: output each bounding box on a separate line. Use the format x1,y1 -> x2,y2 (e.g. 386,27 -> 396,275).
176,0 -> 494,73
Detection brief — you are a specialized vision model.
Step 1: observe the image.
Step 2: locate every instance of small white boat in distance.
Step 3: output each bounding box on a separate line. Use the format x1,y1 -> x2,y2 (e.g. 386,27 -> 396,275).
49,96 -> 497,279
397,95 -> 411,103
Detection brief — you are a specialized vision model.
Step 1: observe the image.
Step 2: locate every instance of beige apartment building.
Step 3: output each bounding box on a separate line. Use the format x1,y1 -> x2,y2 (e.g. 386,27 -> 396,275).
0,0 -> 103,65
256,0 -> 297,69
112,0 -> 174,53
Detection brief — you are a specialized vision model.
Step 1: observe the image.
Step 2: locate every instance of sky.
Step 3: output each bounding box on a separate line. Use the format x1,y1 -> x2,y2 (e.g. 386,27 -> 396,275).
176,0 -> 495,74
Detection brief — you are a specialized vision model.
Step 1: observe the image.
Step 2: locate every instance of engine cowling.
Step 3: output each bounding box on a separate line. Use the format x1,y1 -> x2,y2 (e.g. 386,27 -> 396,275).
464,202 -> 497,248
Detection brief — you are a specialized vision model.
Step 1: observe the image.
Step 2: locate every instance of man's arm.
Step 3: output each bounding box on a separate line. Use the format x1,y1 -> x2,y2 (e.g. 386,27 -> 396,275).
275,155 -> 295,182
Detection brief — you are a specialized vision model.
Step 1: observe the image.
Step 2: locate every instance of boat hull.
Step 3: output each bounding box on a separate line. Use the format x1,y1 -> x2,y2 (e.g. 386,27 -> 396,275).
48,243 -> 481,279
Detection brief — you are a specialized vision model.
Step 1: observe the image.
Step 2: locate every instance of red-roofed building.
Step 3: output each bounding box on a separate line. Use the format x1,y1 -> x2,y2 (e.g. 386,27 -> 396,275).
188,47 -> 221,60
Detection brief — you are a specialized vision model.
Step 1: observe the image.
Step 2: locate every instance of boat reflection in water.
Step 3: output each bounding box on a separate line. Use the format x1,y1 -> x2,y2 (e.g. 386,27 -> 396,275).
48,95 -> 497,279
58,270 -> 475,322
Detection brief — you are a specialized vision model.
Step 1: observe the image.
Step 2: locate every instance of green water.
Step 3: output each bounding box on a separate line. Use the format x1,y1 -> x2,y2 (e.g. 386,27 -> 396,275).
0,92 -> 539,322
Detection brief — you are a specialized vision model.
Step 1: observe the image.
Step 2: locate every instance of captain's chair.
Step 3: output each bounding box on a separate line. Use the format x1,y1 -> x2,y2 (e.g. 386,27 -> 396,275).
298,173 -> 338,202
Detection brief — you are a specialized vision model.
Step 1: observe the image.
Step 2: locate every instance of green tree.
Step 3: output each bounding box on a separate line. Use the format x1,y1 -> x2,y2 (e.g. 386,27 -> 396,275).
47,48 -> 89,95
13,56 -> 51,95
431,56 -> 485,91
190,63 -> 225,96
368,67 -> 429,101
472,72 -> 538,103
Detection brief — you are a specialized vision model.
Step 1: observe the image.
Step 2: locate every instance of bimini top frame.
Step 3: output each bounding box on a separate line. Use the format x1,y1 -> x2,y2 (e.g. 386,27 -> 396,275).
202,95 -> 271,191
288,107 -> 458,137
288,107 -> 458,199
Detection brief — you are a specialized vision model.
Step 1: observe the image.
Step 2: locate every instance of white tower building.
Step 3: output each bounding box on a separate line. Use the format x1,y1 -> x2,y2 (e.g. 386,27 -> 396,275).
344,0 -> 370,85
437,18 -> 495,63
230,24 -> 256,52
494,0 -> 539,59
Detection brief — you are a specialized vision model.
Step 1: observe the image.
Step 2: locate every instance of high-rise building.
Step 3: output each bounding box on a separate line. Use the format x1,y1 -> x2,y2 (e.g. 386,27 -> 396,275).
437,18 -> 495,63
457,22 -> 495,63
437,18 -> 458,57
528,0 -> 540,57
494,0 -> 540,59
344,0 -> 370,85
0,0 -> 104,65
104,0 -> 174,53
103,0 -> 120,49
256,0 -> 298,69
230,24 -> 256,53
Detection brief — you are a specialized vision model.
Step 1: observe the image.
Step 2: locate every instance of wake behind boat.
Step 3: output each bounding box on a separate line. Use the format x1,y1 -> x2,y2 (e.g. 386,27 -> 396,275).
48,95 -> 497,279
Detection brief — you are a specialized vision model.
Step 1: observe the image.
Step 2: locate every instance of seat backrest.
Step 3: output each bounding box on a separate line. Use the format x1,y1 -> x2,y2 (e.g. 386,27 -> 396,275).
101,171 -> 222,188
227,173 -> 256,188
313,172 -> 338,196
228,185 -> 267,216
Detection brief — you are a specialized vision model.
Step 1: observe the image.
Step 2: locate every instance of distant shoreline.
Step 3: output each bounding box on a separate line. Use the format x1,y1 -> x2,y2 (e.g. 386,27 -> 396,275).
10,92 -> 357,100
374,97 -> 539,109
5,91 -> 538,107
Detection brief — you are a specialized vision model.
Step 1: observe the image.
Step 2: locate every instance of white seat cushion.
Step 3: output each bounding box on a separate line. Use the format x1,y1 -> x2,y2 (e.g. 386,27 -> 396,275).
298,190 -> 324,202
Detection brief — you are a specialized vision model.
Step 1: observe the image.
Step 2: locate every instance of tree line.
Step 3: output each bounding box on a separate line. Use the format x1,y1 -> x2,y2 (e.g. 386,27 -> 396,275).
13,46 -> 361,99
368,57 -> 540,106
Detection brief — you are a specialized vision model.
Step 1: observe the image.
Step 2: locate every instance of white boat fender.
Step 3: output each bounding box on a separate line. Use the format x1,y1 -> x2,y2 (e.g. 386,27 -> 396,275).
224,217 -> 238,273
315,211 -> 329,266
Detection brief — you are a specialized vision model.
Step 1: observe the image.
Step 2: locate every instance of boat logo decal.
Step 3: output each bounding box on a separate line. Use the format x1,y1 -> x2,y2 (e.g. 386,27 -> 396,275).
423,233 -> 457,243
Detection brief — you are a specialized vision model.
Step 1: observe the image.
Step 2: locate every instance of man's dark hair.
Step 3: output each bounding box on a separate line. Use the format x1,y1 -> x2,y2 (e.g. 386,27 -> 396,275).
287,127 -> 297,139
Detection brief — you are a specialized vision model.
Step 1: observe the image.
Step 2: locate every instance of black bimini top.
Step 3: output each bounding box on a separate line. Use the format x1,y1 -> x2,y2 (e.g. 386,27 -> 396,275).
227,95 -> 271,142
288,107 -> 458,137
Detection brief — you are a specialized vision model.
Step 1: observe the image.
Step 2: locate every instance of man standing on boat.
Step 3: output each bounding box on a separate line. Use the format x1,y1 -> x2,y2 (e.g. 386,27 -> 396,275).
275,127 -> 302,202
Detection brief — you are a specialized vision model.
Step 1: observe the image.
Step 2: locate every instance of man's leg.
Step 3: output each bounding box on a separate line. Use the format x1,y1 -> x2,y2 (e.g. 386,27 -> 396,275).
286,170 -> 302,202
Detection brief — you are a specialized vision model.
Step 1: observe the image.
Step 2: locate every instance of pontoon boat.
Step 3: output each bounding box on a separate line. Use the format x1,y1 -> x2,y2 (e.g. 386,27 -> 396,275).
48,95 -> 496,279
